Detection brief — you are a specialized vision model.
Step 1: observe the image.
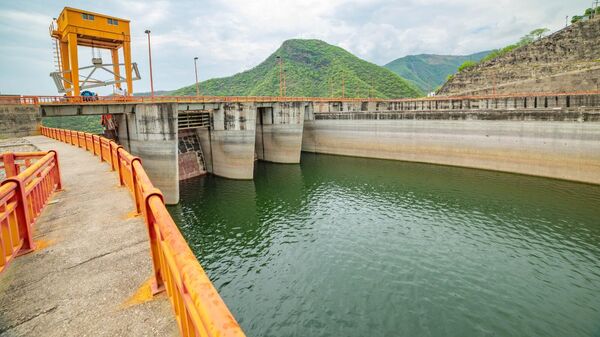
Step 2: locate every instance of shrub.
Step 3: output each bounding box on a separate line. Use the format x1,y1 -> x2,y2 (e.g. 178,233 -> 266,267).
458,60 -> 477,72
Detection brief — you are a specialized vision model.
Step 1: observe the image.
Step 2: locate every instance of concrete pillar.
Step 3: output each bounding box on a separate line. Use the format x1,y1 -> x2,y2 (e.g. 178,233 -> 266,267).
255,102 -> 305,163
117,103 -> 179,204
197,103 -> 256,180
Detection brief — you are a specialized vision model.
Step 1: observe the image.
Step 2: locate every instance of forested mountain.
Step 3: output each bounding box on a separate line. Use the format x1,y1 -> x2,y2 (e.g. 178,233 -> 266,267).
383,51 -> 490,93
171,39 -> 423,98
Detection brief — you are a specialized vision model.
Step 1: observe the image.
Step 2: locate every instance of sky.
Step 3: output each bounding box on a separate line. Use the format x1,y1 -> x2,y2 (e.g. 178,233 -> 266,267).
0,0 -> 588,95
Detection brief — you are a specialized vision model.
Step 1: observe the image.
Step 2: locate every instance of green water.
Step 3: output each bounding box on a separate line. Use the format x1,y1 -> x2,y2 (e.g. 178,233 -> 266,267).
169,153 -> 600,337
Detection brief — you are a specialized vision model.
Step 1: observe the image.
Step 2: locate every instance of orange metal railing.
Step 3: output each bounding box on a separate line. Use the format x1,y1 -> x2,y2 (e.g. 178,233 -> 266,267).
0,151 -> 62,273
1,90 -> 599,106
40,126 -> 245,337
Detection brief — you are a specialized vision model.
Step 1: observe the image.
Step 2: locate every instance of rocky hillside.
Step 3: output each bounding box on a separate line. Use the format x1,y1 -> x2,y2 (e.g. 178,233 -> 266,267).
384,51 -> 490,93
437,17 -> 600,96
171,39 -> 423,98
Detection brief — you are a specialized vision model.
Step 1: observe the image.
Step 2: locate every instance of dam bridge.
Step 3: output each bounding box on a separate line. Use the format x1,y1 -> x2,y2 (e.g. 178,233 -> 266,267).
1,91 -> 599,336
2,90 -> 600,204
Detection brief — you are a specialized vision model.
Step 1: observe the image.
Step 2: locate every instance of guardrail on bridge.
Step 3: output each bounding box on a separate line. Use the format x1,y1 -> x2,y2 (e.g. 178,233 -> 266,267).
40,126 -> 245,337
0,151 -> 62,273
0,90 -> 599,106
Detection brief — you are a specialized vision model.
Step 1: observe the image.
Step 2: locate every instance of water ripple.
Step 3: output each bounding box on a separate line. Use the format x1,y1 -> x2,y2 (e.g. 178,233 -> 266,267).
169,154 -> 600,337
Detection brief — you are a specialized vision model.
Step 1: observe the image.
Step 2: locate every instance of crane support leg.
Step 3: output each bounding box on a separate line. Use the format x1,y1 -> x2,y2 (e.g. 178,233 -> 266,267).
67,33 -> 80,96
123,41 -> 133,96
59,41 -> 71,92
111,48 -> 122,89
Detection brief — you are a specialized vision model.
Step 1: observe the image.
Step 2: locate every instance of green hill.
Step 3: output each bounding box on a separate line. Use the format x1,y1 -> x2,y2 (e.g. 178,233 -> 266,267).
171,39 -> 423,98
383,51 -> 490,93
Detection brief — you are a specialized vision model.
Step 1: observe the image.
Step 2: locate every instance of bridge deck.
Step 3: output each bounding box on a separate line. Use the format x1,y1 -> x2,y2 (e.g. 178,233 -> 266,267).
0,136 -> 177,337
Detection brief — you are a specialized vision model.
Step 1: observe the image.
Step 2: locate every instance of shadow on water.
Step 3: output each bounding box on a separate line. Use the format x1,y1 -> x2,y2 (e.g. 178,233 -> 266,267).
169,153 -> 600,337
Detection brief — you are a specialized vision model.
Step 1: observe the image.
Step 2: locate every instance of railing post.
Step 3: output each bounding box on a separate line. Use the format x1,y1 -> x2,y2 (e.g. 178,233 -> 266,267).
116,147 -> 125,186
131,157 -> 143,214
99,138 -> 104,162
48,150 -> 63,191
108,142 -> 117,171
1,178 -> 35,254
143,190 -> 166,295
2,153 -> 18,178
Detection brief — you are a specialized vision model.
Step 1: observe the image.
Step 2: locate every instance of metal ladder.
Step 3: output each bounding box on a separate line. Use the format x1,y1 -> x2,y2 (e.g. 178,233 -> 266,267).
51,38 -> 62,74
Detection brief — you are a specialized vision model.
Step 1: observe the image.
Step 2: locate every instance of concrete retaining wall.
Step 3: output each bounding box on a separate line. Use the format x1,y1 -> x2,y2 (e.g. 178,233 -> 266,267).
302,113 -> 600,185
0,105 -> 40,138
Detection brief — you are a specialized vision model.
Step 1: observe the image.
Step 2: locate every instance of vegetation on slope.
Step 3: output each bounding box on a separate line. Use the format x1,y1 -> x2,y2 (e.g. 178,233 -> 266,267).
42,116 -> 103,134
442,28 -> 550,85
383,51 -> 490,93
474,28 -> 549,66
571,7 -> 600,23
172,39 -> 423,98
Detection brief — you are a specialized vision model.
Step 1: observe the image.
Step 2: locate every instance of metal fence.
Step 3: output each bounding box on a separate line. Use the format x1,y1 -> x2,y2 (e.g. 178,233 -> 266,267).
0,151 -> 62,273
40,126 -> 245,337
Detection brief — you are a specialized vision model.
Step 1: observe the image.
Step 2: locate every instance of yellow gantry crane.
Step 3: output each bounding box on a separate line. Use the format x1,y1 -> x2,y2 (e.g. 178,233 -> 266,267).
50,7 -> 140,96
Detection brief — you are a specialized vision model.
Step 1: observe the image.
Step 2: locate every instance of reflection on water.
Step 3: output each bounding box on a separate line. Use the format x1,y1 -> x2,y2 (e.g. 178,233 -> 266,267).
169,153 -> 600,337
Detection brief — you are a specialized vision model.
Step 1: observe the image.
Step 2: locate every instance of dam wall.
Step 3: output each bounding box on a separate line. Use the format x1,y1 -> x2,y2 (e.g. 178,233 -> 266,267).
303,104 -> 600,185
0,104 -> 40,138
23,92 -> 600,204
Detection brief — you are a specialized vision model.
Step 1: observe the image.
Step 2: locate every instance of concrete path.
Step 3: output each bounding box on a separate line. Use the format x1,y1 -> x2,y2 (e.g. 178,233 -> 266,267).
0,136 -> 177,337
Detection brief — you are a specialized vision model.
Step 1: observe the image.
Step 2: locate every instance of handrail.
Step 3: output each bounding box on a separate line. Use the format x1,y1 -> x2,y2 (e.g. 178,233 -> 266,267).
39,126 -> 245,337
0,151 -> 61,273
1,90 -> 599,106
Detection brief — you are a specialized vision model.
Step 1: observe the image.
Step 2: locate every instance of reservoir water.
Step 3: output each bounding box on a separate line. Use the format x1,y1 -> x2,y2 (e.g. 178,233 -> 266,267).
169,153 -> 600,337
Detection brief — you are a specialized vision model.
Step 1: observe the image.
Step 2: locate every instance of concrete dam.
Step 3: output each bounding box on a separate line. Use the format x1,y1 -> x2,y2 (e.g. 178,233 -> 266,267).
18,91 -> 597,205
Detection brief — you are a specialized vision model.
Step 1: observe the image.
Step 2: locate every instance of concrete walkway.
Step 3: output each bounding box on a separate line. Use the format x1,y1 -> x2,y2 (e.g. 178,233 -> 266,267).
0,136 -> 177,337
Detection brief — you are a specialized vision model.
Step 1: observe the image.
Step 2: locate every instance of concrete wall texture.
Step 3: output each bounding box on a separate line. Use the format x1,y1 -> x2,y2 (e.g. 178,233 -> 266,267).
117,103 -> 179,204
255,102 -> 305,163
438,16 -> 600,96
0,105 -> 40,138
197,102 -> 257,180
303,109 -> 600,185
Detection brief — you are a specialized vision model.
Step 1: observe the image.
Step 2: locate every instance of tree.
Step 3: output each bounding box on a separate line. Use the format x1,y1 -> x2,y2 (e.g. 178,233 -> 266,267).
571,15 -> 583,23
528,28 -> 550,40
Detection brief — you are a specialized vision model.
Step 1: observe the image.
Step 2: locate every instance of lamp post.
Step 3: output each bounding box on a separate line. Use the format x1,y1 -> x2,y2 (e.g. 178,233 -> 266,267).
194,57 -> 200,97
145,29 -> 154,98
